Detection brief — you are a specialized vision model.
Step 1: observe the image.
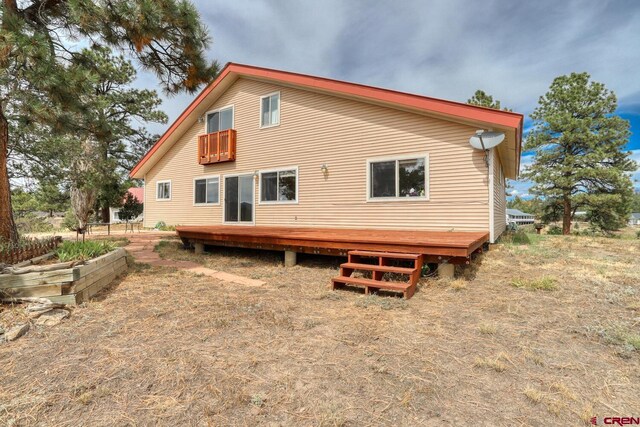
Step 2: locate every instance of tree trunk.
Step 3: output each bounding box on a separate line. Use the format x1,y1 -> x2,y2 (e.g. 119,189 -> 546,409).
0,104 -> 19,243
562,196 -> 572,235
101,205 -> 110,223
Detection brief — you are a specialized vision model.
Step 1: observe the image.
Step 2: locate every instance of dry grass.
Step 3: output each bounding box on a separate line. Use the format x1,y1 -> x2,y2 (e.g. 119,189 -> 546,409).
478,322 -> 498,335
0,231 -> 639,425
511,276 -> 557,291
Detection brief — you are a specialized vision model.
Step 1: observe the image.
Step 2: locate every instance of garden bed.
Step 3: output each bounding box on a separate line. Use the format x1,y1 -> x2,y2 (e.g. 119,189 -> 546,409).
0,248 -> 128,305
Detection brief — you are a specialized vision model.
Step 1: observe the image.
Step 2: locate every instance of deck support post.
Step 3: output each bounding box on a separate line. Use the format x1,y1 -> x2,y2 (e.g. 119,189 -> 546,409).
194,242 -> 205,255
437,262 -> 455,279
284,250 -> 297,267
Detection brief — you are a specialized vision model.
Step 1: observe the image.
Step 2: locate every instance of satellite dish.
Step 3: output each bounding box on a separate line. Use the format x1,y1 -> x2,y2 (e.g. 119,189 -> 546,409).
469,130 -> 505,150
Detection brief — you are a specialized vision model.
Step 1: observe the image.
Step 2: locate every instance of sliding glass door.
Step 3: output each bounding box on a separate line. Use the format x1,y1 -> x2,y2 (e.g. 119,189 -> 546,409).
224,175 -> 254,223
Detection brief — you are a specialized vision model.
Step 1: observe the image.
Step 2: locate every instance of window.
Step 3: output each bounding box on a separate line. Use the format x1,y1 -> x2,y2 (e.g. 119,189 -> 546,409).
260,168 -> 297,203
156,180 -> 171,201
368,155 -> 428,200
194,176 -> 220,205
206,106 -> 233,133
260,92 -> 280,127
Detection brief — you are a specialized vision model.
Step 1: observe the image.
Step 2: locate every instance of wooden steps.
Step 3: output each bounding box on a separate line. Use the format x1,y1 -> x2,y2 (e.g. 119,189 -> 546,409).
331,250 -> 423,299
340,263 -> 415,275
347,250 -> 422,259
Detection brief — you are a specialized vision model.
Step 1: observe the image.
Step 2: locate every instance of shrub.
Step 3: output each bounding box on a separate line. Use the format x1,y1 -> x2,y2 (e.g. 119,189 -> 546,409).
547,225 -> 563,235
501,230 -> 531,245
15,213 -> 54,233
154,221 -> 177,231
636,230 -> 640,239
55,240 -> 117,262
62,209 -> 79,231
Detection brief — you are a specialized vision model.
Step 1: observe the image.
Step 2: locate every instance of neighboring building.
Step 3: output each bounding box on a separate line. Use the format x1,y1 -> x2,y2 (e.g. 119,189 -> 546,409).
109,187 -> 144,223
506,208 -> 535,225
130,63 -> 523,261
630,213 -> 640,226
574,211 -> 587,219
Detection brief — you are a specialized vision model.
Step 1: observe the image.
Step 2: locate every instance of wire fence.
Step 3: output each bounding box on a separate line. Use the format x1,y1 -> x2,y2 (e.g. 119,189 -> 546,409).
0,236 -> 63,265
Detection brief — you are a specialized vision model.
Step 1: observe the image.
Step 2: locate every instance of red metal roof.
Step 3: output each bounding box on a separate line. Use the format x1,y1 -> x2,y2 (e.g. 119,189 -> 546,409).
127,187 -> 144,203
130,63 -> 524,178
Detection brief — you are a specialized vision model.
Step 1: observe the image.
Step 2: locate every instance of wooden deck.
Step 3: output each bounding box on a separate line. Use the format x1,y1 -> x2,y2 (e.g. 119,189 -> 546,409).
176,226 -> 488,263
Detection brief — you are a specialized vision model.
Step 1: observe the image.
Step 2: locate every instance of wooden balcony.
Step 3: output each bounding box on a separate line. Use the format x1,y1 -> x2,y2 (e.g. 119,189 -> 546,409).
198,129 -> 237,165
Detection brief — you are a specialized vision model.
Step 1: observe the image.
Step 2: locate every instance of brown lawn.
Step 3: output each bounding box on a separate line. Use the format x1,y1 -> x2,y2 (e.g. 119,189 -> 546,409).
1,230 -> 639,426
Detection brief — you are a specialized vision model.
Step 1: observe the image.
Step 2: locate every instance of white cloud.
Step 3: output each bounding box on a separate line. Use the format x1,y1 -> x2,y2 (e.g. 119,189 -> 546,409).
134,0 -> 640,132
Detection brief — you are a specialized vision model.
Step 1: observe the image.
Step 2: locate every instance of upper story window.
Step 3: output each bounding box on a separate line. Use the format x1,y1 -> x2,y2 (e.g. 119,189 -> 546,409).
367,155 -> 428,201
260,92 -> 280,128
156,180 -> 171,201
207,105 -> 233,133
260,167 -> 297,203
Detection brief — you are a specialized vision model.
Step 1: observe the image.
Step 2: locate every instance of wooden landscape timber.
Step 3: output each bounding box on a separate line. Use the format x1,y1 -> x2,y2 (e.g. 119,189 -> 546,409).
0,248 -> 128,305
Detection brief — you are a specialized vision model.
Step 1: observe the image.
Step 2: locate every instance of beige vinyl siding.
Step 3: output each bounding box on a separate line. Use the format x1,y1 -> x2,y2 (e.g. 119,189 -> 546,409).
145,78 -> 490,231
493,150 -> 507,240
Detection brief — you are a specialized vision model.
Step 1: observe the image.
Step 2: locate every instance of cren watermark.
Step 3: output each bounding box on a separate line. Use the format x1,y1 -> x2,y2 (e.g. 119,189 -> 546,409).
591,417 -> 640,426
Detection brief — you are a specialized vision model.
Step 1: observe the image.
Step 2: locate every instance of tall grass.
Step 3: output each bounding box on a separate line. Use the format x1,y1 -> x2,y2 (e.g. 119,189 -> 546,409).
55,240 -> 117,262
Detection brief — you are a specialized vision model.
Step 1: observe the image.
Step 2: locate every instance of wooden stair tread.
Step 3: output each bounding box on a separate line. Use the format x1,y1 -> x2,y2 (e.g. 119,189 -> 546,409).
348,250 -> 421,260
332,276 -> 411,291
341,262 -> 415,275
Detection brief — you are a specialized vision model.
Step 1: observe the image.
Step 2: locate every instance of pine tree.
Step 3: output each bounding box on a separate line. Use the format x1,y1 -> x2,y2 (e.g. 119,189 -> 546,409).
118,191 -> 143,223
522,72 -> 636,234
467,90 -> 512,111
0,0 -> 219,243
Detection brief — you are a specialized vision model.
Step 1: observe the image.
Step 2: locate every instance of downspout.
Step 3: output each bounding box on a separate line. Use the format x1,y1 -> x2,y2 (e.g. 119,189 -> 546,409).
488,149 -> 495,243
143,173 -> 147,229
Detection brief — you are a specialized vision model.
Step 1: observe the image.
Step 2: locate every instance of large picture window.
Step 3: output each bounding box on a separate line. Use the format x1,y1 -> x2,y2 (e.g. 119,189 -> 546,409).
260,168 -> 297,203
156,180 -> 171,201
194,176 -> 219,205
368,155 -> 428,200
260,92 -> 280,127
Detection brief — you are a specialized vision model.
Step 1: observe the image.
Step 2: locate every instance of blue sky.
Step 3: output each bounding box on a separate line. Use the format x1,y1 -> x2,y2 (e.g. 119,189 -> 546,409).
135,0 -> 640,194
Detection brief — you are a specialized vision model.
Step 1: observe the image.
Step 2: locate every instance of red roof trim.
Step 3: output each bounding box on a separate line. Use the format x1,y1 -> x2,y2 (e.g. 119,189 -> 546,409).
131,63 -> 524,177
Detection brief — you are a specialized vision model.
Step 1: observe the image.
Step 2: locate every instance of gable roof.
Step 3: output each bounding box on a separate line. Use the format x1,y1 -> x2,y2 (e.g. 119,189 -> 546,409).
631,212 -> 640,219
130,63 -> 524,179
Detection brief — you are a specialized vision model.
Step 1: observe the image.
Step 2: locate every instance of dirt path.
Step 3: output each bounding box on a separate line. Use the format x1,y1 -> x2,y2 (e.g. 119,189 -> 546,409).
124,233 -> 265,287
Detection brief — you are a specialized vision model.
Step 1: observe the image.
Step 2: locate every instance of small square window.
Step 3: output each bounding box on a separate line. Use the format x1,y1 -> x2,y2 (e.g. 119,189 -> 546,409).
156,181 -> 171,201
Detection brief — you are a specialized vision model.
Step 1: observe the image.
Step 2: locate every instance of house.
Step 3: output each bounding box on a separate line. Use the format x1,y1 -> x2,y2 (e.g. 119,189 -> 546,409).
630,213 -> 640,226
506,208 -> 535,225
109,187 -> 144,223
130,63 -> 523,280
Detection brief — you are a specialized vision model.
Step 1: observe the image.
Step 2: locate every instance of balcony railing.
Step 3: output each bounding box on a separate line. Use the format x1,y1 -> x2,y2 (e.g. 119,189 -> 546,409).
198,129 -> 237,165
